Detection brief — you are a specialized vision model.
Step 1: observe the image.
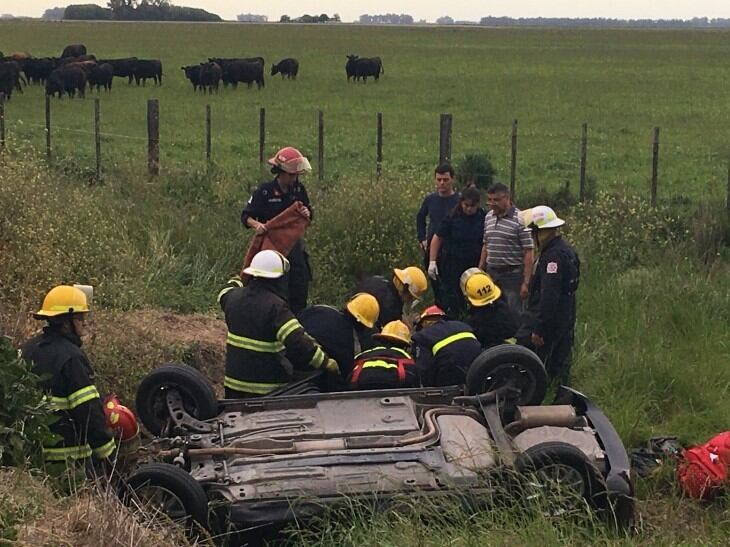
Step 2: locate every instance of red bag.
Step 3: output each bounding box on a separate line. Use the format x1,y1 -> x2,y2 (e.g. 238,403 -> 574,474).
677,431 -> 730,500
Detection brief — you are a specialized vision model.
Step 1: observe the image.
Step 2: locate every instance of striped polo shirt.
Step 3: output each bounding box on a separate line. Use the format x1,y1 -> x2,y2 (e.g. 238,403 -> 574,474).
482,206 -> 534,267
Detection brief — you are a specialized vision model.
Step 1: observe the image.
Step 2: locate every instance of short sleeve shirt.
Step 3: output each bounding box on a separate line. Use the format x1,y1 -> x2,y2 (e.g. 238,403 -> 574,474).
482,206 -> 534,267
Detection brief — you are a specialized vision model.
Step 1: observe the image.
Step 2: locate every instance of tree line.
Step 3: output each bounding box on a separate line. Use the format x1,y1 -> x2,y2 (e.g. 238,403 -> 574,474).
57,1 -> 221,22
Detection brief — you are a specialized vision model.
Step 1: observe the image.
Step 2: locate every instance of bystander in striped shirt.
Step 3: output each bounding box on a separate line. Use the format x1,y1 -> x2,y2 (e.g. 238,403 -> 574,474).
483,206 -> 534,267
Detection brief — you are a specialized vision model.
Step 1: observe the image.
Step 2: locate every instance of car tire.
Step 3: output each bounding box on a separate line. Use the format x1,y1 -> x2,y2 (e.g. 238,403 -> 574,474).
123,462 -> 209,533
135,363 -> 218,435
465,344 -> 547,405
515,441 -> 604,513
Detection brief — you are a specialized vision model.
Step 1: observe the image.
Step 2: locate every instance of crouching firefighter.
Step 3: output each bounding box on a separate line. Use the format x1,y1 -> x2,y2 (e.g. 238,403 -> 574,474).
411,306 -> 482,387
218,250 -> 339,398
350,320 -> 417,390
20,285 -> 116,469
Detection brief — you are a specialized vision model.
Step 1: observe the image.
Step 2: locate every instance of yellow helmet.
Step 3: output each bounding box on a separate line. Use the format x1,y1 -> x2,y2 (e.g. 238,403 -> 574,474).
345,293 -> 380,328
460,268 -> 502,307
34,285 -> 90,319
393,266 -> 428,299
373,320 -> 412,346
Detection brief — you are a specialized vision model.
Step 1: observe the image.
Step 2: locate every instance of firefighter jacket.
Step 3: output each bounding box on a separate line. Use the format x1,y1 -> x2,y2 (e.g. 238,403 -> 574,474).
466,296 -> 519,348
523,235 -> 580,340
354,275 -> 403,327
241,178 -> 313,226
350,346 -> 417,390
218,276 -> 329,395
411,320 -> 482,387
295,305 -> 376,379
20,327 -> 115,462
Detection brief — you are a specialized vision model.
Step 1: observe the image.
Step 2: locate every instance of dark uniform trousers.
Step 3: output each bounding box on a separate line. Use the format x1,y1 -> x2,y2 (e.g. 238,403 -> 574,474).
517,236 -> 580,385
218,276 -> 329,398
241,178 -> 313,313
411,320 -> 482,386
20,328 -> 116,465
354,275 -> 404,328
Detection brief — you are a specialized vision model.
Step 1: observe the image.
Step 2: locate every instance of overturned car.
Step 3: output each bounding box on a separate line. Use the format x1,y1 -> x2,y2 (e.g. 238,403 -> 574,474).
121,345 -> 634,539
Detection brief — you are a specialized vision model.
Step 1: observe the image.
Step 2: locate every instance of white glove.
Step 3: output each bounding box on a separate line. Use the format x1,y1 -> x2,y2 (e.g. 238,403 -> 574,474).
427,261 -> 439,280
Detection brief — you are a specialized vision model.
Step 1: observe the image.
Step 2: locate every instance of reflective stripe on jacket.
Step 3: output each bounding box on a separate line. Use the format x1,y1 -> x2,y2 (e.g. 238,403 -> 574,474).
411,320 -> 483,387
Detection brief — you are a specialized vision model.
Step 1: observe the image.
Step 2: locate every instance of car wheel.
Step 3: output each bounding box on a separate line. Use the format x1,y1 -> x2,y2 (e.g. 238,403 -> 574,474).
515,441 -> 603,516
135,363 -> 218,435
122,462 -> 209,534
465,345 -> 547,405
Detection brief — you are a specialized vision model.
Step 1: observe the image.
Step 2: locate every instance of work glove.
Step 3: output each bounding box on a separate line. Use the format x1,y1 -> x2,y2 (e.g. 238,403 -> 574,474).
324,358 -> 340,376
427,261 -> 439,280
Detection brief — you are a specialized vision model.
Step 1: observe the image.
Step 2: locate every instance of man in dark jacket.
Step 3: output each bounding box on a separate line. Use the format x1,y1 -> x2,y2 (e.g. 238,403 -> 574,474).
411,306 -> 482,387
218,250 -> 338,398
460,267 -> 519,347
241,146 -> 313,313
516,206 -> 580,385
355,266 -> 428,327
293,293 -> 380,381
20,285 -> 116,467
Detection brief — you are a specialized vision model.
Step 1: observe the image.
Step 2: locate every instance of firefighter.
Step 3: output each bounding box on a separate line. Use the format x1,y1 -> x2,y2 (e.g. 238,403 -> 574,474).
355,266 -> 428,327
294,293 -> 380,381
461,268 -> 519,348
411,305 -> 482,387
350,320 -> 417,390
218,250 -> 338,398
19,285 -> 116,469
241,146 -> 314,313
516,206 -> 580,385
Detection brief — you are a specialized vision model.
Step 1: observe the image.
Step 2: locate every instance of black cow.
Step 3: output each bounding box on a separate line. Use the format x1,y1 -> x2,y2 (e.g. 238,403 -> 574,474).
209,56 -> 264,67
133,59 -> 162,86
182,65 -> 202,91
23,58 -> 58,85
46,67 -> 87,98
346,54 -> 359,81
271,58 -> 299,79
89,63 -> 114,92
61,44 -> 87,58
183,62 -> 222,93
98,57 -> 138,84
354,57 -> 384,83
0,61 -> 26,96
211,59 -> 264,89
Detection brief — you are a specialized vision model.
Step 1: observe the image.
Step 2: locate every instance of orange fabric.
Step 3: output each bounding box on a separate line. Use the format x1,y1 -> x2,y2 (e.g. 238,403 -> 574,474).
240,202 -> 310,278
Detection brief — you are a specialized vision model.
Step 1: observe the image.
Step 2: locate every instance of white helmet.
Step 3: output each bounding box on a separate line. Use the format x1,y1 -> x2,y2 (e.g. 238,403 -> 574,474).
520,205 -> 565,230
243,250 -> 290,279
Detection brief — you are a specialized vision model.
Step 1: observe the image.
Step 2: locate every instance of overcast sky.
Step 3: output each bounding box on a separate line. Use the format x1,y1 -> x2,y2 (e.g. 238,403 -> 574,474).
6,1 -> 730,22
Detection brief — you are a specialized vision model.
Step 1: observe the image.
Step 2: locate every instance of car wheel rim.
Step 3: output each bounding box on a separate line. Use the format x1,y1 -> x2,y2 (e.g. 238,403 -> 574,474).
481,363 -> 535,402
526,463 -> 586,516
151,386 -> 201,432
134,484 -> 191,526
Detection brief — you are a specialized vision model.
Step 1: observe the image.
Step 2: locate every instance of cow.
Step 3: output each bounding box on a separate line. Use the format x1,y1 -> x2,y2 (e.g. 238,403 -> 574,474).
59,54 -> 97,66
182,65 -> 202,91
61,44 -> 87,58
23,57 -> 58,85
346,54 -> 359,81
271,58 -> 299,79
0,61 -> 26,96
354,57 -> 384,83
183,62 -> 222,93
98,57 -> 138,84
210,59 -> 264,89
133,59 -> 162,86
46,67 -> 87,99
88,63 -> 114,92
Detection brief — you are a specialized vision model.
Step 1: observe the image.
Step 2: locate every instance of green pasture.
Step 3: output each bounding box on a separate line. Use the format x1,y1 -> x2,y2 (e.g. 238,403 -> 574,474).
2,20 -> 730,201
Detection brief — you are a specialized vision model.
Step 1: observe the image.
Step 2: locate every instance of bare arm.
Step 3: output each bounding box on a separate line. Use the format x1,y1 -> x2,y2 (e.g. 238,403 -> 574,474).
521,248 -> 534,299
479,245 -> 488,270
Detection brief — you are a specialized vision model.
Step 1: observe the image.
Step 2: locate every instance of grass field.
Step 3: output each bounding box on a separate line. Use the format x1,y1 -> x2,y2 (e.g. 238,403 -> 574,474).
2,20 -> 730,202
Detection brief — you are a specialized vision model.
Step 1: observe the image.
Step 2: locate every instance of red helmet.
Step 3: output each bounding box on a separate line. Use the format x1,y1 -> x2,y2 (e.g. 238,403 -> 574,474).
416,305 -> 447,329
267,146 -> 312,174
103,394 -> 139,441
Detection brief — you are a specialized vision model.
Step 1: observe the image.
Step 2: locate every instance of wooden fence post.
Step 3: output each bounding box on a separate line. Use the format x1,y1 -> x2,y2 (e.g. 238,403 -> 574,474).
651,127 -> 660,207
510,118 -> 518,198
376,112 -> 383,178
45,95 -> 52,160
726,157 -> 730,217
147,99 -> 160,176
205,104 -> 212,164
318,110 -> 324,181
439,113 -> 452,164
0,93 -> 5,151
258,107 -> 266,168
94,98 -> 101,182
579,122 -> 588,202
